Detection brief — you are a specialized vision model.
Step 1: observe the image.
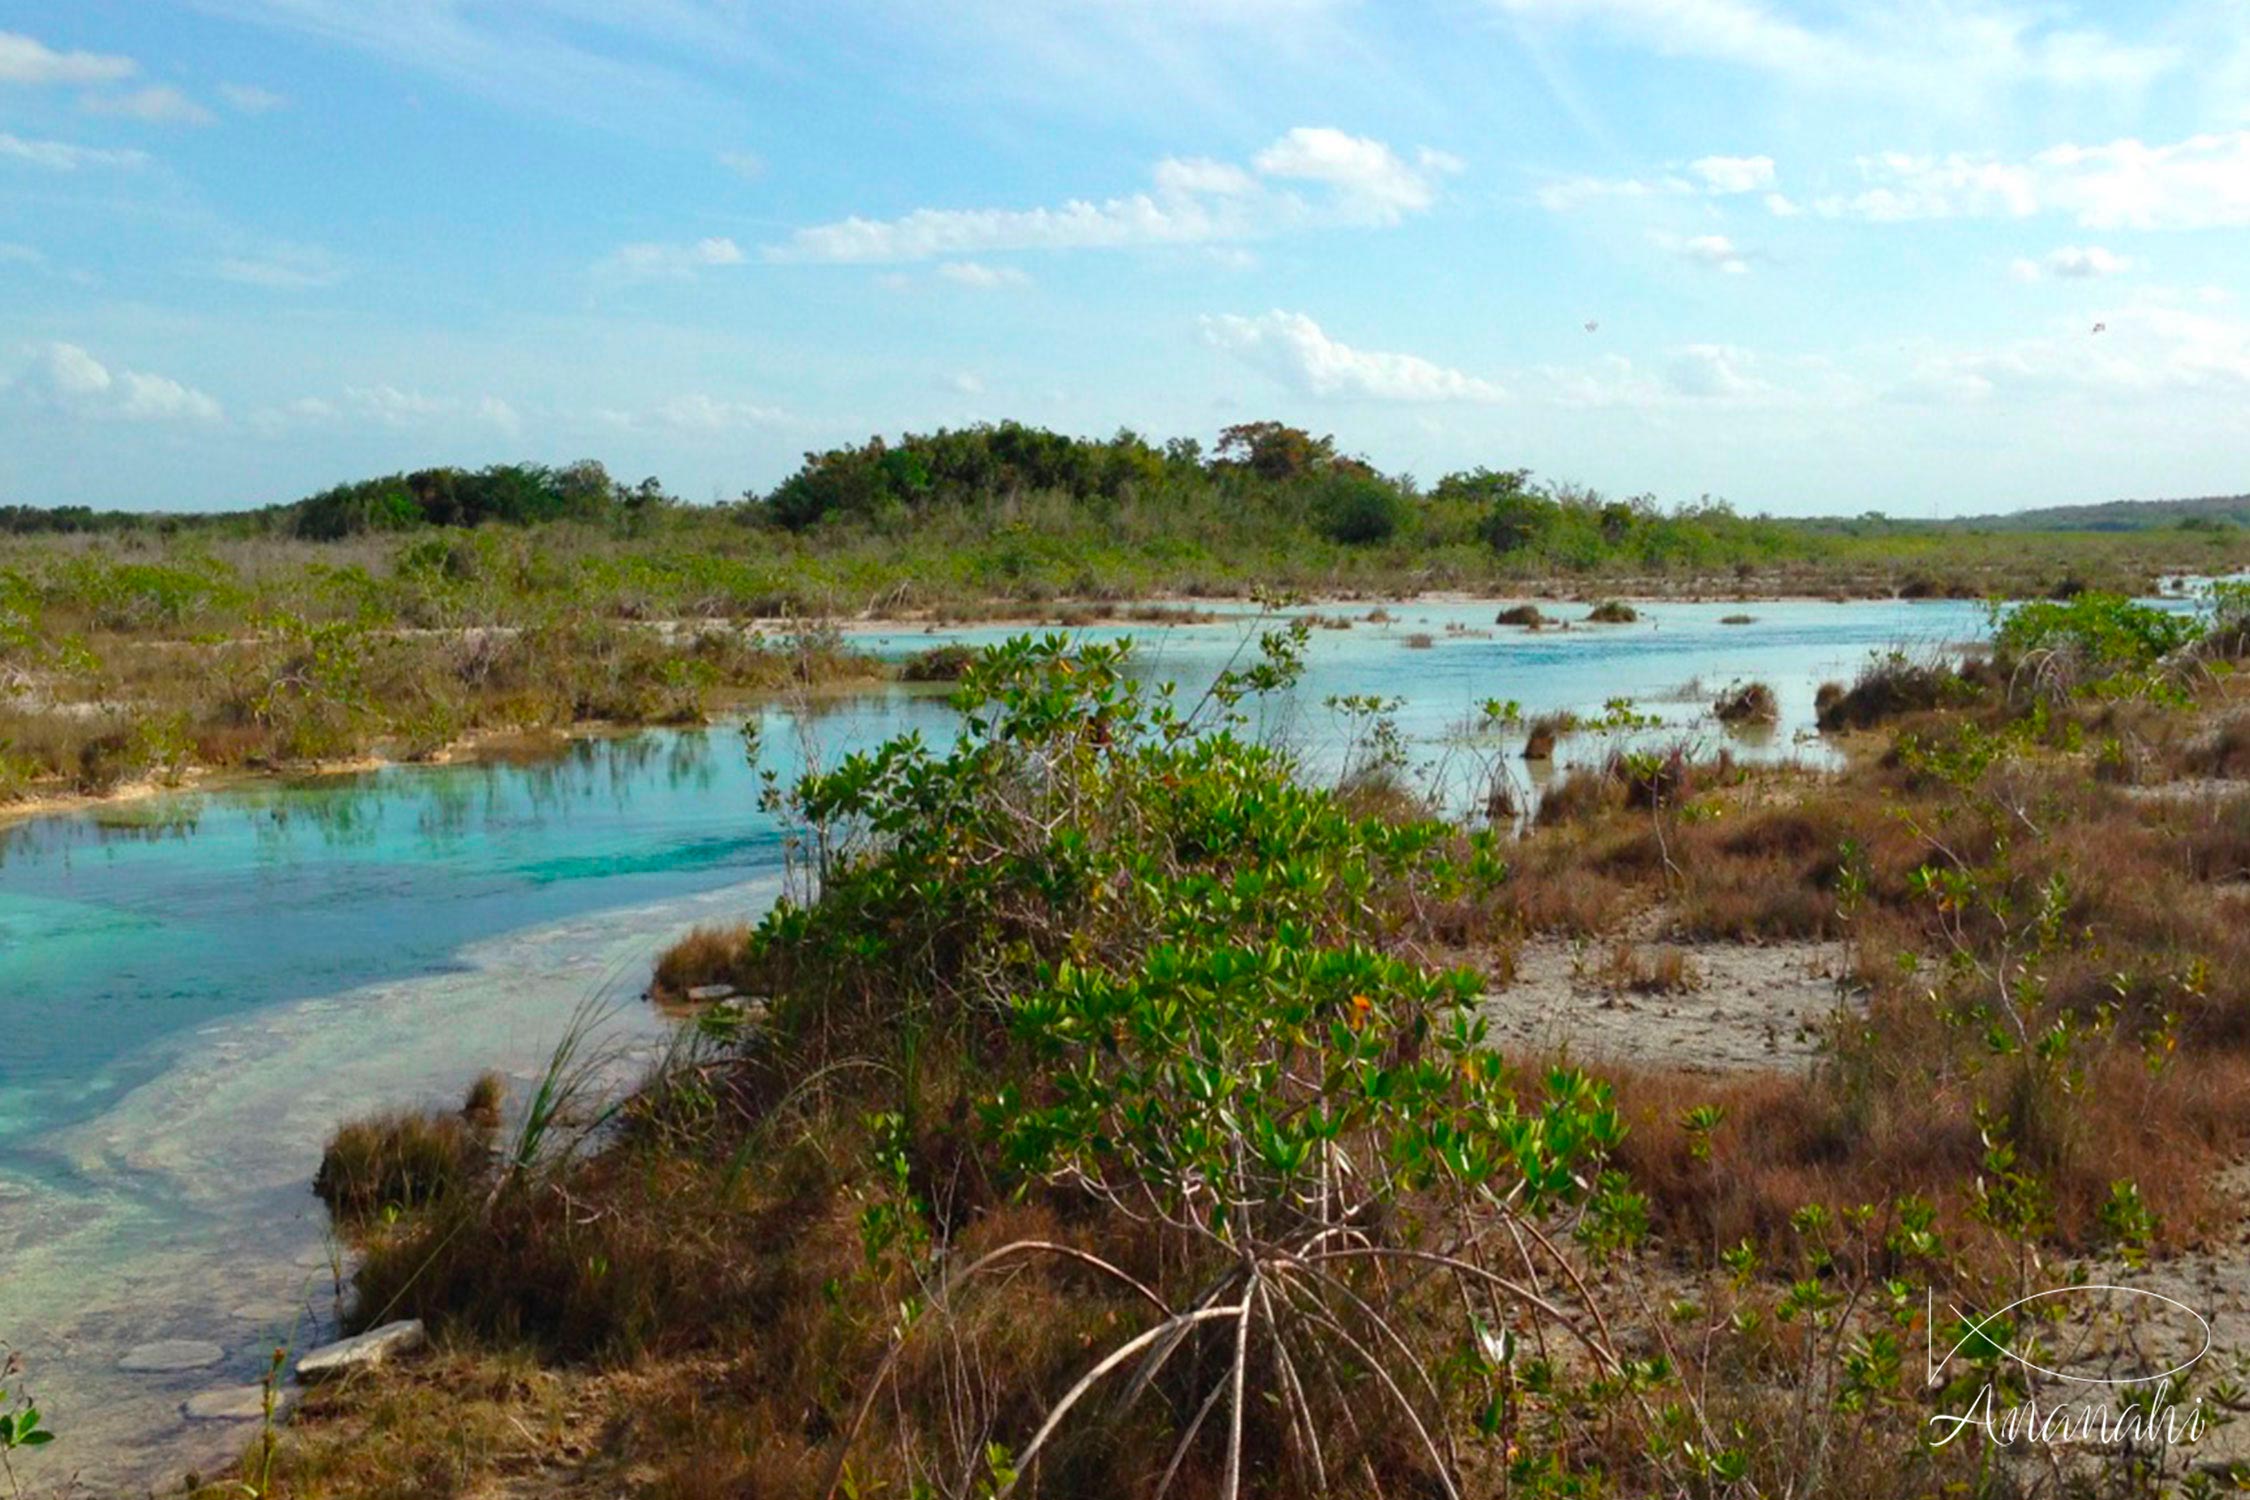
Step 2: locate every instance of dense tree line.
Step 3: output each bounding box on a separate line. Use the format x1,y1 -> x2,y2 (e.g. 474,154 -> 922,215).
0,461 -> 666,540
286,461 -> 668,539
748,420 -> 1418,543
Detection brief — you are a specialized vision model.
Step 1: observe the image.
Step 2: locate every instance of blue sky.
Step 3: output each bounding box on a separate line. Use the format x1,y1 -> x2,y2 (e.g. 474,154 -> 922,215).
3,1 -> 2248,515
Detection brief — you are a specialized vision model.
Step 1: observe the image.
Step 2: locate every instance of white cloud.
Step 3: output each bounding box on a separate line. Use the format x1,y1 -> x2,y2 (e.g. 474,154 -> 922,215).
1491,0 -> 1830,75
1487,0 -> 2180,99
598,236 -> 747,279
1540,345 -> 1829,410
345,384 -> 450,424
218,82 -> 287,113
82,85 -> 214,126
1689,154 -> 1775,194
1665,344 -> 1768,398
1152,156 -> 1257,197
1892,299 -> 2250,404
0,31 -> 136,86
2012,244 -> 2134,282
1251,127 -> 1459,220
647,393 -> 794,432
476,395 -> 522,435
1655,231 -> 1753,273
1536,174 -> 1674,212
1820,132 -> 2250,230
0,132 -> 148,170
770,126 -> 1458,263
270,385 -> 519,431
1201,310 -> 1506,403
1542,155 -> 1772,212
936,260 -> 1031,289
11,342 -> 221,423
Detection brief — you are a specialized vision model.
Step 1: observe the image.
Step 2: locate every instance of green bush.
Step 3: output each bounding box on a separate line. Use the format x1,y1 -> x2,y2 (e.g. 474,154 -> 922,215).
1992,592 -> 2197,673
1310,472 -> 1411,545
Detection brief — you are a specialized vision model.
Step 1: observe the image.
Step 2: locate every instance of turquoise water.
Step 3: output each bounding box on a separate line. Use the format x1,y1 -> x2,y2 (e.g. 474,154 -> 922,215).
0,597 -> 1990,1486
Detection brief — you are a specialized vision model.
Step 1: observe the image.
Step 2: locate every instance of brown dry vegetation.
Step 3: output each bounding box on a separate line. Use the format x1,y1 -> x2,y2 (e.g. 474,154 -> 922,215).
238,625 -> 2250,1500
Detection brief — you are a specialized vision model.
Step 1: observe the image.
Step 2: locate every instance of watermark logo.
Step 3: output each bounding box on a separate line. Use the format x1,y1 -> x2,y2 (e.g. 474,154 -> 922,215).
1925,1285 -> 2213,1450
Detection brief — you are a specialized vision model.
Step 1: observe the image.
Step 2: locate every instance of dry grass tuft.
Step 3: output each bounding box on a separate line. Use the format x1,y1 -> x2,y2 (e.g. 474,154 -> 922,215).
314,1108 -> 488,1225
650,922 -> 752,1003
900,642 -> 977,682
1600,940 -> 1701,994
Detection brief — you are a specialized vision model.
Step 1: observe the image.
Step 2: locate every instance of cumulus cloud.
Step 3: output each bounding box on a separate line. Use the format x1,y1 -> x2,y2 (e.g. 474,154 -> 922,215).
769,126 -> 1459,264
2010,244 -> 2134,282
1665,344 -> 1768,397
1891,300 -> 2250,403
1690,154 -> 1775,193
11,342 -> 221,422
345,384 -> 450,423
598,236 -> 747,279
1655,231 -> 1754,273
1201,310 -> 1506,403
936,260 -> 1031,289
477,395 -> 522,436
81,85 -> 213,126
1251,127 -> 1460,220
0,131 -> 148,170
0,30 -> 136,86
1818,132 -> 2250,229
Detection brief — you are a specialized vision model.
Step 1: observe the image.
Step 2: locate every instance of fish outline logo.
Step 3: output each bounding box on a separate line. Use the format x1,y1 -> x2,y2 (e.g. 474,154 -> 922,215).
1927,1285 -> 2211,1389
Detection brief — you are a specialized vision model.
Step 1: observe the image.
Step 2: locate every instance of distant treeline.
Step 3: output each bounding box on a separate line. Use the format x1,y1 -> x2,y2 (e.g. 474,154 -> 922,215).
0,460 -> 670,540
1,419 -> 2238,550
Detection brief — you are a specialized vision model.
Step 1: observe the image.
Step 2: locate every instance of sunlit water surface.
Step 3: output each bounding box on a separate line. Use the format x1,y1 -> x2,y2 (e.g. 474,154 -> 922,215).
0,598 -> 1989,1486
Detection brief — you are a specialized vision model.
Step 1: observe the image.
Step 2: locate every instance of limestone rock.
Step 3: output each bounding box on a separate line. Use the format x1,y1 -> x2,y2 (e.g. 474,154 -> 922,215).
183,1384 -> 288,1422
295,1319 -> 424,1381
118,1340 -> 224,1374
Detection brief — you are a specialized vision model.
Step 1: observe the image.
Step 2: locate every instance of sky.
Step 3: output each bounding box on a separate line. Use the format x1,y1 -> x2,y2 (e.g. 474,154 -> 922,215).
2,1 -> 2249,517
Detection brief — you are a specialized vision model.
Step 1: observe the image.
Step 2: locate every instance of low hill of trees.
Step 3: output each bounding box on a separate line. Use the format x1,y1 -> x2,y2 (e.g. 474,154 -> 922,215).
1946,493 -> 2250,533
2,419 -> 2239,559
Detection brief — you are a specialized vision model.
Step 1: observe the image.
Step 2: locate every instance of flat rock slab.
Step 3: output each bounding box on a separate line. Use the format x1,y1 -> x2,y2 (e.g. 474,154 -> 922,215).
118,1339 -> 225,1373
296,1318 -> 424,1381
685,983 -> 739,1002
184,1384 -> 282,1422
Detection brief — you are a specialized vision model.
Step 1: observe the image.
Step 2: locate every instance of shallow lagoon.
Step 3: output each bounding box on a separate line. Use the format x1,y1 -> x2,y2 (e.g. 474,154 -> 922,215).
0,597 -> 1989,1485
